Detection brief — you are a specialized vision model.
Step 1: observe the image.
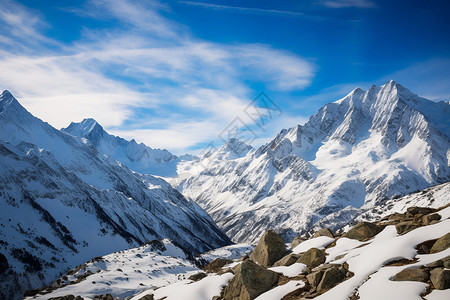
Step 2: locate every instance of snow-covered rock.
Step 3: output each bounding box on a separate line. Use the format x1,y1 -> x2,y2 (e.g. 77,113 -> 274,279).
175,81 -> 450,243
0,90 -> 230,300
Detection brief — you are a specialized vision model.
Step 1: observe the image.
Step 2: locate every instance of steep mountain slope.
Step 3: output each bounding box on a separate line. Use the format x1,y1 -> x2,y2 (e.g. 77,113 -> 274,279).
176,81 -> 450,243
0,91 -> 231,300
62,118 -> 190,177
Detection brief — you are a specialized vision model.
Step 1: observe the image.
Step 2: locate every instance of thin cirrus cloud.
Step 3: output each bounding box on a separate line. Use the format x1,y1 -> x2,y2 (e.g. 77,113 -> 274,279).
319,0 -> 377,9
0,0 -> 315,153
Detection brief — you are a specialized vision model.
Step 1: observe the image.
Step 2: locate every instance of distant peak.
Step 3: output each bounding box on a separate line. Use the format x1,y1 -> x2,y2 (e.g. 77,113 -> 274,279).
0,89 -> 25,114
1,90 -> 13,98
63,118 -> 105,139
219,138 -> 252,157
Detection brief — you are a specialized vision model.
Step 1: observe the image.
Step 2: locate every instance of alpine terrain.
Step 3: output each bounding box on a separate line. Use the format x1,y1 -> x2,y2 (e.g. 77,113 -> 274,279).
175,80 -> 450,243
0,90 -> 231,300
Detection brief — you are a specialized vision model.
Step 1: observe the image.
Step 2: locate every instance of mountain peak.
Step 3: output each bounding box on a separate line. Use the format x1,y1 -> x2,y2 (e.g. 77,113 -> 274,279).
218,138 -> 253,157
1,90 -> 18,111
63,118 -> 106,145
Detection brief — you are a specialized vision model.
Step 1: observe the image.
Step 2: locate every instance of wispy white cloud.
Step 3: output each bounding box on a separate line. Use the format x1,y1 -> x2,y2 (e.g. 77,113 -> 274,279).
319,0 -> 376,9
180,1 -> 359,23
0,0 -> 315,153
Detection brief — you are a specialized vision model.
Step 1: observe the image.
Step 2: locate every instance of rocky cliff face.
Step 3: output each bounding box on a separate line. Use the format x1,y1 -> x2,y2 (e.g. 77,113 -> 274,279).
176,81 -> 450,243
0,90 -> 231,300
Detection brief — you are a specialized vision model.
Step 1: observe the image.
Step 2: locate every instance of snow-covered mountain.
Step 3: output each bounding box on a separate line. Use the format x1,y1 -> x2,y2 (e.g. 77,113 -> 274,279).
62,118 -> 194,177
0,90 -> 231,300
176,80 -> 450,243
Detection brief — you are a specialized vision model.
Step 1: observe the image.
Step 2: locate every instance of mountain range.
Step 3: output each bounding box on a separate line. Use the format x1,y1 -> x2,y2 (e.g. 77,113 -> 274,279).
0,90 -> 230,300
175,80 -> 450,243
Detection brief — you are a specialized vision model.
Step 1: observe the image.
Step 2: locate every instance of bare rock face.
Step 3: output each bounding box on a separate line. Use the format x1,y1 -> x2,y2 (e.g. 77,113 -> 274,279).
249,230 -> 286,267
343,222 -> 381,241
395,221 -> 420,235
316,266 -> 346,292
307,270 -> 324,287
430,232 -> 450,253
297,248 -> 326,268
273,253 -> 300,267
203,258 -> 233,273
313,228 -> 334,239
138,295 -> 154,300
422,213 -> 441,225
93,295 -> 114,300
406,207 -> 435,215
393,267 -> 429,282
222,260 -> 279,300
430,268 -> 450,290
291,236 -> 307,249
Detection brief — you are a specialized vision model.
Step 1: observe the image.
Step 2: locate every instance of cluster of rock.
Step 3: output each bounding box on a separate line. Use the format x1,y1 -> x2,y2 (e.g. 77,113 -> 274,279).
200,205 -> 450,300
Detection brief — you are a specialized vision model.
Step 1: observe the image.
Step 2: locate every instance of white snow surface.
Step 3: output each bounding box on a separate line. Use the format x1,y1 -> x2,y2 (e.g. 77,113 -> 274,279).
174,81 -> 450,243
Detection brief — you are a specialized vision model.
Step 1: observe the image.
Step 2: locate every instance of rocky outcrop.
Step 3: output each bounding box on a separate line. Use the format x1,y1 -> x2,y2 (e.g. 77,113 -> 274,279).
249,231 -> 286,267
93,295 -> 114,300
422,213 -> 441,225
343,222 -> 381,241
316,265 -> 346,292
188,272 -> 207,282
393,267 -> 429,282
430,268 -> 450,290
291,236 -> 307,249
313,228 -> 334,239
430,233 -> 450,253
203,258 -> 233,273
395,221 -> 420,235
297,248 -> 326,268
273,254 -> 300,267
138,295 -> 154,300
221,260 -> 279,300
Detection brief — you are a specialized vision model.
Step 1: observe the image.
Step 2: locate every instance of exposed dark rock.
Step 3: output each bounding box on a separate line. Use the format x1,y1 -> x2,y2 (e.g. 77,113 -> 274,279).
93,295 -> 114,300
291,236 -> 307,249
316,266 -> 345,292
49,296 -> 83,300
393,267 -> 429,282
273,253 -> 300,267
343,222 -> 381,241
203,258 -> 233,273
430,268 -> 450,289
188,272 -> 207,282
430,233 -> 450,253
406,207 -> 435,215
249,230 -> 286,267
313,228 -> 334,239
422,213 -> 441,225
306,270 -> 324,288
416,239 -> 438,254
138,295 -> 154,300
395,221 -> 420,235
297,248 -> 326,268
222,260 -> 279,300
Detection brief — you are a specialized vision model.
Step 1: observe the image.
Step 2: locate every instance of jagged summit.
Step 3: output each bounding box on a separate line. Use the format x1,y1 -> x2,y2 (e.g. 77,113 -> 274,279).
176,81 -> 450,243
63,118 -> 179,176
218,138 -> 253,158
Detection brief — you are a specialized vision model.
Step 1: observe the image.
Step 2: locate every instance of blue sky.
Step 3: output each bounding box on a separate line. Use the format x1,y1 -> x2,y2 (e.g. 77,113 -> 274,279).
0,0 -> 449,153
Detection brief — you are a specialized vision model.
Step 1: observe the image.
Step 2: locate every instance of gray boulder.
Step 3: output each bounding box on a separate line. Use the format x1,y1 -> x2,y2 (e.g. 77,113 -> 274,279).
249,230 -> 286,267
430,268 -> 450,290
273,253 -> 300,267
222,260 -> 279,300
316,266 -> 345,292
297,248 -> 326,268
430,232 -> 450,253
313,228 -> 334,239
343,222 -> 380,241
393,267 -> 429,282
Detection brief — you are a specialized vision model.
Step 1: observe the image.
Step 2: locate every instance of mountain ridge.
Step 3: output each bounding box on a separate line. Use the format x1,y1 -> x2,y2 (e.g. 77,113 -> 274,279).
175,81 -> 450,243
